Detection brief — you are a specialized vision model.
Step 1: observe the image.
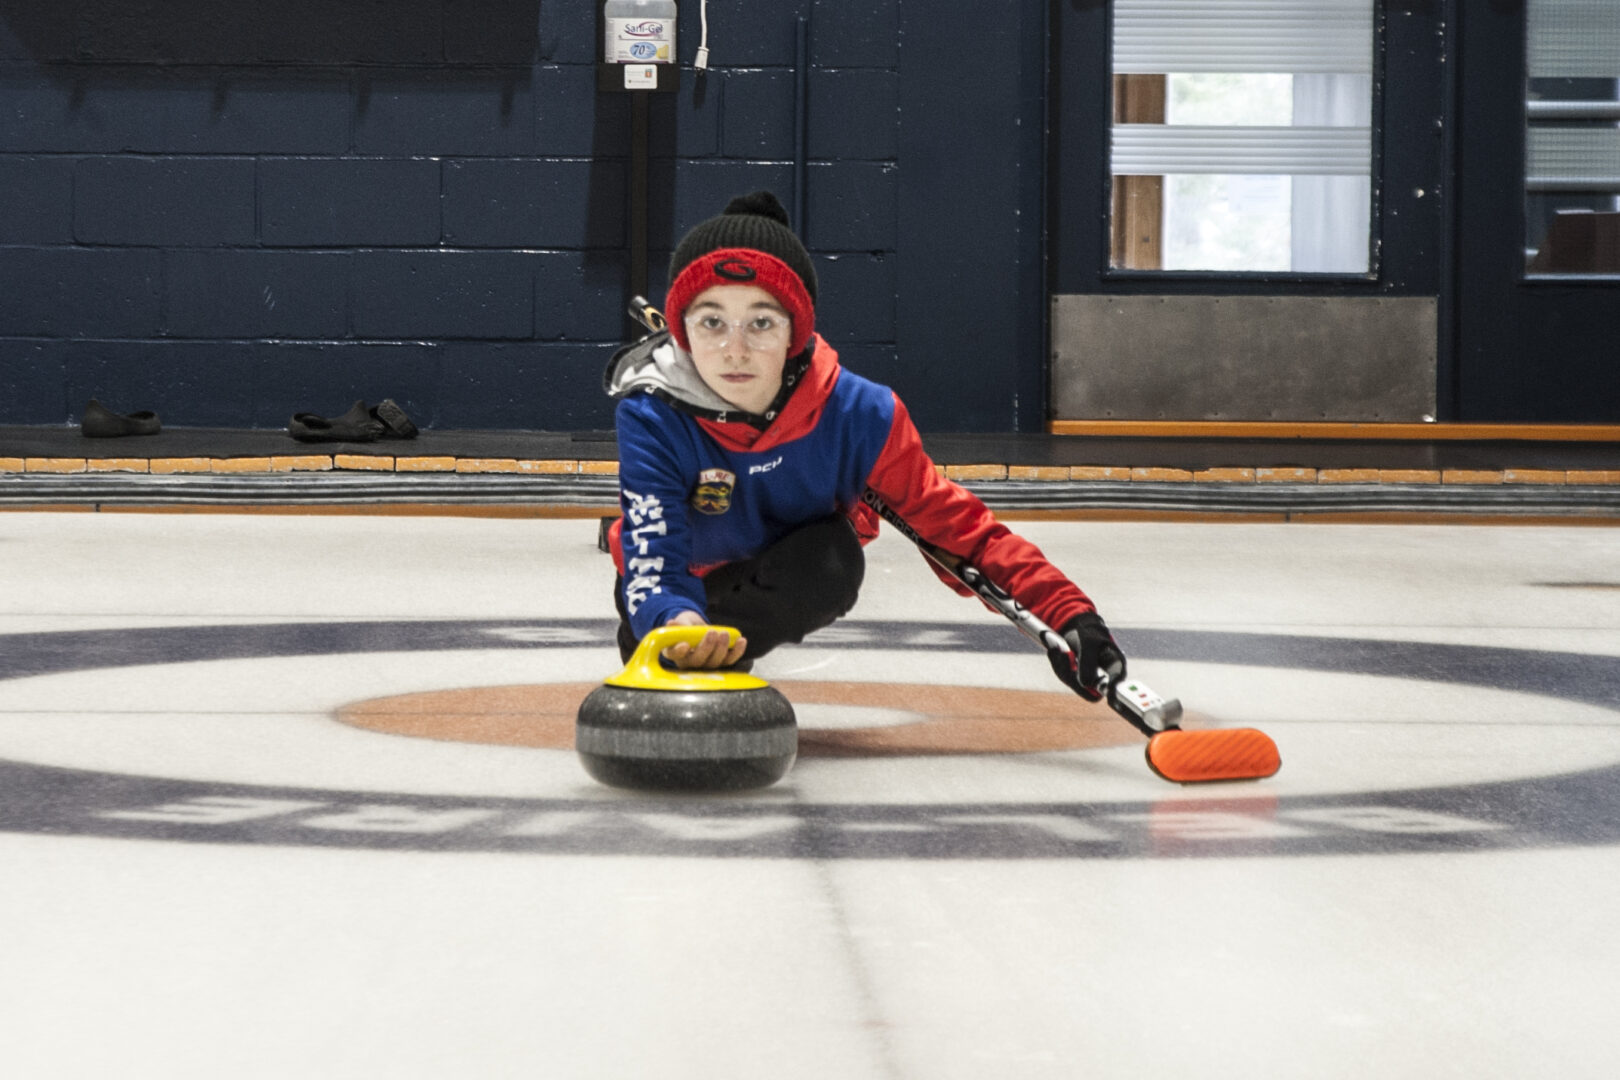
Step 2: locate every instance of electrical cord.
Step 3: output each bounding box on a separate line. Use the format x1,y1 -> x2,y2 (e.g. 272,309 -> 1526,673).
695,0 -> 710,69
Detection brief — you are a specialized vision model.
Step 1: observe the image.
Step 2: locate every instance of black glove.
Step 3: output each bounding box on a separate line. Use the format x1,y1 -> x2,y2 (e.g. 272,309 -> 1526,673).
1047,612 -> 1126,702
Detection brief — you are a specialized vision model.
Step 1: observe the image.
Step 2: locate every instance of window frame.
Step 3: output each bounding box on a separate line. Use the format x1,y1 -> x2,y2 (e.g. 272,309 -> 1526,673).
1100,0 -> 1386,283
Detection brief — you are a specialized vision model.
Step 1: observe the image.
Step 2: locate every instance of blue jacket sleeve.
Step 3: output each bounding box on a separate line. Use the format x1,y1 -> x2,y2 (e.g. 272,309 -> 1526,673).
615,400 -> 709,638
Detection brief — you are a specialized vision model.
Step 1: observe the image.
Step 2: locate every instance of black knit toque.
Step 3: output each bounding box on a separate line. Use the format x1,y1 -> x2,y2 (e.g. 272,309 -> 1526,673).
665,191 -> 819,356
669,191 -> 817,303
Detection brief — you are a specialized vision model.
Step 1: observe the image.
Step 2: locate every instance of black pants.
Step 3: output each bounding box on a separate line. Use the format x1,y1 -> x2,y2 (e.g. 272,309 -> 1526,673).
613,515 -> 865,663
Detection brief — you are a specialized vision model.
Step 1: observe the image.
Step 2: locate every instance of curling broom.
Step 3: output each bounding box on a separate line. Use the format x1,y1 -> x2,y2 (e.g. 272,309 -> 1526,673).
620,295 -> 1277,783
861,490 -> 1280,784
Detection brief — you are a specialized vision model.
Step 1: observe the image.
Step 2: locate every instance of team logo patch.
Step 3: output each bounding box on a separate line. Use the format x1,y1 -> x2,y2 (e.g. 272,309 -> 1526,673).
691,468 -> 735,515
714,258 -> 757,282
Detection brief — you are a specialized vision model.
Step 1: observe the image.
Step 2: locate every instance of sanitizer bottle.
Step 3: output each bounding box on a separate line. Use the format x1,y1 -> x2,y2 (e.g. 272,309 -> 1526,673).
603,0 -> 677,65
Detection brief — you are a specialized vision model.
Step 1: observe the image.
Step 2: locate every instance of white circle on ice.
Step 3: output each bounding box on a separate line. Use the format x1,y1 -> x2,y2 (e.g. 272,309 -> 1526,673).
794,703 -> 924,731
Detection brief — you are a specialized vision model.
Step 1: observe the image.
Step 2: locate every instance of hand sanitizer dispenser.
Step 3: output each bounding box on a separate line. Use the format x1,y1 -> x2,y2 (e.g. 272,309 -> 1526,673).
600,0 -> 679,92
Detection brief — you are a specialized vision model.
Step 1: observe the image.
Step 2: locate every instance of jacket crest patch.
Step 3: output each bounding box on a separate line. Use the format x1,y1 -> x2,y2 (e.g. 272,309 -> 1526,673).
690,468 -> 736,515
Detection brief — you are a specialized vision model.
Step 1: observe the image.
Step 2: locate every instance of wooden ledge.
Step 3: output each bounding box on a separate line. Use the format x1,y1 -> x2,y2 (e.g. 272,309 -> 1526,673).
0,457 -> 620,476
1048,421 -> 1620,442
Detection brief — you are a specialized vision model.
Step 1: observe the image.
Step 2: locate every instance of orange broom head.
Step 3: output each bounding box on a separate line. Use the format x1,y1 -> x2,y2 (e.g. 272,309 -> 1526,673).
1145,728 -> 1281,784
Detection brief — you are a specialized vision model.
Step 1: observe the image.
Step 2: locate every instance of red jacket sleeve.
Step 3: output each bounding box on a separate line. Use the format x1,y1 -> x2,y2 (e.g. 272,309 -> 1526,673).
865,394 -> 1097,630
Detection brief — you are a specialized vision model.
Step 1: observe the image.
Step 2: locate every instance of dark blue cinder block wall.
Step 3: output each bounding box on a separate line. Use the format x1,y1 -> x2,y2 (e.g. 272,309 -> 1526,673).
0,0 -> 1047,432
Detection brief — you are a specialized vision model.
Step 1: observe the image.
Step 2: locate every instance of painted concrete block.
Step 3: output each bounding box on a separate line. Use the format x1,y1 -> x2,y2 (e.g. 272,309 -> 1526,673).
260,158 -> 442,247
0,156 -> 74,242
74,157 -> 255,245
810,70 -> 898,160
165,251 -> 349,339
0,248 -> 162,337
351,251 -> 534,339
805,162 -> 897,250
354,72 -> 537,157
444,159 -> 625,249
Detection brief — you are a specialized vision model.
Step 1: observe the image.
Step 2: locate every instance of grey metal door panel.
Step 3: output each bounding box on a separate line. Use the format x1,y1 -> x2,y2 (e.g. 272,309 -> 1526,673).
1050,294 -> 1437,421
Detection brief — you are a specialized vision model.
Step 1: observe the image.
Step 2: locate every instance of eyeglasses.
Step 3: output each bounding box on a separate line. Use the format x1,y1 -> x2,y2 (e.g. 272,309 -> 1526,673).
684,311 -> 791,351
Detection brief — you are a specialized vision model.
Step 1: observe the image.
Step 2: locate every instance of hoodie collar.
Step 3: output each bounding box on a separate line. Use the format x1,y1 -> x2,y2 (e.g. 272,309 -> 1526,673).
603,330 -> 736,415
605,331 -> 842,450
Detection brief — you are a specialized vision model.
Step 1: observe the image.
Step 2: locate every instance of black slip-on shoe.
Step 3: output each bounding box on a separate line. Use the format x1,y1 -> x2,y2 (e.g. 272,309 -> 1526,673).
81,399 -> 161,438
288,400 -> 386,442
370,398 -> 419,439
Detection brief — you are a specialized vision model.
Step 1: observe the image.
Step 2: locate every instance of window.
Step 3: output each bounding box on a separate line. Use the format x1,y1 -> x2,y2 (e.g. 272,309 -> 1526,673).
1525,0 -> 1620,276
1109,0 -> 1374,273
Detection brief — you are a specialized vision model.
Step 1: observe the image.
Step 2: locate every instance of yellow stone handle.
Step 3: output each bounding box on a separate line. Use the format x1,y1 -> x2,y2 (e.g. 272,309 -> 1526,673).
639,623 -> 741,662
604,624 -> 767,691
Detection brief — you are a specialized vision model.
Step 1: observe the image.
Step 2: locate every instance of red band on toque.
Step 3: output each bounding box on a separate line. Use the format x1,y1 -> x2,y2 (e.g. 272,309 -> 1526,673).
665,248 -> 816,357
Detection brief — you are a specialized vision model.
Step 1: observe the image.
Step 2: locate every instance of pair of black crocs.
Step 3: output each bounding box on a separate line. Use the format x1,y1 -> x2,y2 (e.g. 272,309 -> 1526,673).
81,399 -> 162,438
288,399 -> 418,443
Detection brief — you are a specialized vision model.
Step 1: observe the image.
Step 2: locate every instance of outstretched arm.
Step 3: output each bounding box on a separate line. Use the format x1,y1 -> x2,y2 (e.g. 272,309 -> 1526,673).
864,394 -> 1097,633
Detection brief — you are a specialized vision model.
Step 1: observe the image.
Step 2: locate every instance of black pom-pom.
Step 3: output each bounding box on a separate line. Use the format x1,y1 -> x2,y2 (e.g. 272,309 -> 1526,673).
723,190 -> 790,226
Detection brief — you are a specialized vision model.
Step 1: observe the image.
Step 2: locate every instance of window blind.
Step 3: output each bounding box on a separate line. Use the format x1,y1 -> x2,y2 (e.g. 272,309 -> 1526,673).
1526,129 -> 1620,192
1113,0 -> 1373,76
1528,0 -> 1620,79
1111,125 -> 1370,176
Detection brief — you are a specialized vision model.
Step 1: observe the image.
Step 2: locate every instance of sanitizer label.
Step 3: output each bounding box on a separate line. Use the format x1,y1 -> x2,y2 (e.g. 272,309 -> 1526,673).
606,19 -> 673,63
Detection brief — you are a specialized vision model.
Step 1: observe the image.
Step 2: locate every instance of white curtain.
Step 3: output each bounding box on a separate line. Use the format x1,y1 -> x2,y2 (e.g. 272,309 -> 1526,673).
1293,74 -> 1372,272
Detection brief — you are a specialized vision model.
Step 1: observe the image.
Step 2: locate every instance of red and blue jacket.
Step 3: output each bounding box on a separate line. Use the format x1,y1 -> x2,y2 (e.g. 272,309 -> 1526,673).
606,333 -> 1096,640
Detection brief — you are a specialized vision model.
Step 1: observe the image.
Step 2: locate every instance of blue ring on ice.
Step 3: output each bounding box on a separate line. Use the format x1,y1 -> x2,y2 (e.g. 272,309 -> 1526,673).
0,619 -> 1615,859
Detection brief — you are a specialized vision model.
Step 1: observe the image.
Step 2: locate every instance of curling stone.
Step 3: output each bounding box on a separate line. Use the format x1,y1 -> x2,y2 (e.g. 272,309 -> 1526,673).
576,625 -> 797,791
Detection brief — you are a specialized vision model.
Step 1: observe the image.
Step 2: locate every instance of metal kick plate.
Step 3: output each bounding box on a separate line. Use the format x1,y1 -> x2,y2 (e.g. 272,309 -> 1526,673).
1050,294 -> 1437,421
